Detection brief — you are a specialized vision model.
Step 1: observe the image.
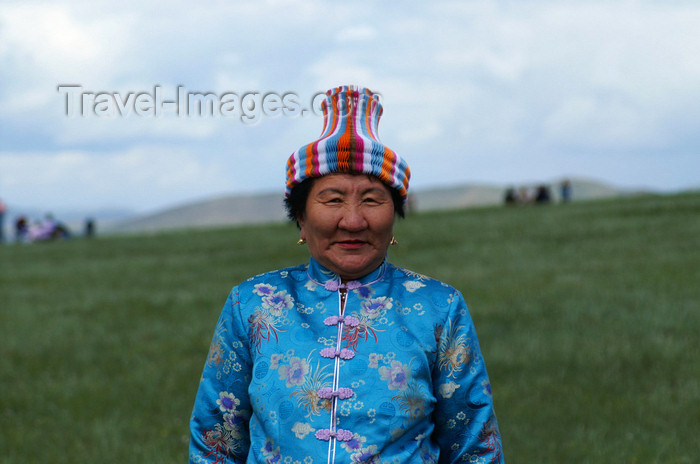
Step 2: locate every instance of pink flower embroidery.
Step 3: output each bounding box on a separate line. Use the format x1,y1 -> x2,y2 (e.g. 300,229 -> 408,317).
278,356 -> 309,387
216,391 -> 240,413
261,290 -> 294,316
360,297 -> 392,319
253,283 -> 276,296
378,360 -> 410,391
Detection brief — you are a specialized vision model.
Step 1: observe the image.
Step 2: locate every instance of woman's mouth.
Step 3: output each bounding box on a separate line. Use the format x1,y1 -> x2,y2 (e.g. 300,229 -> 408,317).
336,240 -> 366,249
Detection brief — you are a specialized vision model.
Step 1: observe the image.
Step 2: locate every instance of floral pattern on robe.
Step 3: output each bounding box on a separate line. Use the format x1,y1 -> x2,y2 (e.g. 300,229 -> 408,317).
190,258 -> 504,463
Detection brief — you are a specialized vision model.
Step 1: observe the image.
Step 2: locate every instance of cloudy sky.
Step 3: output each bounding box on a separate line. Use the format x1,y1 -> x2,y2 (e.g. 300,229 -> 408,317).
1,0 -> 698,216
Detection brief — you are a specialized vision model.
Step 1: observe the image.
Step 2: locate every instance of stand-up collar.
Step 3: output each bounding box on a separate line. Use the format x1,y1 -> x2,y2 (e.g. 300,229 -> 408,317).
306,257 -> 387,291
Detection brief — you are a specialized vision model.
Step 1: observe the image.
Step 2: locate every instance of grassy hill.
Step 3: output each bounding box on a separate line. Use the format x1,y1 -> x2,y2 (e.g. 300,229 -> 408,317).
104,177 -> 634,234
1,192 -> 698,463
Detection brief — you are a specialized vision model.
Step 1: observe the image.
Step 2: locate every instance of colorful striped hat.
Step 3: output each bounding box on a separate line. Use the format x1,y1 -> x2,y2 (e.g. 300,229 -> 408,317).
285,85 -> 410,200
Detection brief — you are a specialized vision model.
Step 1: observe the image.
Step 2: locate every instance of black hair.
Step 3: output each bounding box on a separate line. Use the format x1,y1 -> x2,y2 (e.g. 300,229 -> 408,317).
284,176 -> 405,229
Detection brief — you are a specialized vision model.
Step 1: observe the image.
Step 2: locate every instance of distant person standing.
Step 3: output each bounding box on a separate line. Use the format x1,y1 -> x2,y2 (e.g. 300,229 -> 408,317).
85,218 -> 95,238
15,216 -> 28,243
504,187 -> 517,206
0,198 -> 6,244
560,179 -> 572,203
534,185 -> 551,204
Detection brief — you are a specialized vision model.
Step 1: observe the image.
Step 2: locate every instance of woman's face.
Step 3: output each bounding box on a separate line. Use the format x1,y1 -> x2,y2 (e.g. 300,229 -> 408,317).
299,173 -> 395,281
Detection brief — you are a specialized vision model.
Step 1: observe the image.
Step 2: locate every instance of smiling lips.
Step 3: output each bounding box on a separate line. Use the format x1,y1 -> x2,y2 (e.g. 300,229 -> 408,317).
336,239 -> 367,249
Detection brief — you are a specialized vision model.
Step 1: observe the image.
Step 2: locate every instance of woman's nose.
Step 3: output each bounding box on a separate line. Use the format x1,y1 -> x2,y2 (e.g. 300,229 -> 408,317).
338,205 -> 368,231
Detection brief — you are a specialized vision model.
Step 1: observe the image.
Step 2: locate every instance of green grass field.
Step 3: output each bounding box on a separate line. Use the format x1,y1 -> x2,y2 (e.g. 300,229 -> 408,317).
1,192 -> 699,463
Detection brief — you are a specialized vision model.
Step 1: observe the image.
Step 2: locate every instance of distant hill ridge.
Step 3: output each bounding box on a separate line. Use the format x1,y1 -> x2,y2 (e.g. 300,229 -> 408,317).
105,178 -> 643,234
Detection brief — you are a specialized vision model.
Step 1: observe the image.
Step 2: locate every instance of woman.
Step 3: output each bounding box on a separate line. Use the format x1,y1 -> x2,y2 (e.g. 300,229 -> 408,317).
189,86 -> 504,463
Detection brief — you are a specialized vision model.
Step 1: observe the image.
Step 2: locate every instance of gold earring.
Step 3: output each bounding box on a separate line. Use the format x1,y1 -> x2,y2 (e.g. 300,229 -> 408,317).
390,236 -> 398,245
297,238 -> 306,245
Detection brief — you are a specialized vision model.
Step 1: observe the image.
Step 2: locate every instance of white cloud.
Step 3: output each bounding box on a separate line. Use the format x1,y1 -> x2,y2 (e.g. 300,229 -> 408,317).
542,95 -> 664,150
307,56 -> 379,92
0,4 -> 101,67
53,110 -> 222,145
336,25 -> 377,42
0,3 -> 134,114
0,146 -> 233,212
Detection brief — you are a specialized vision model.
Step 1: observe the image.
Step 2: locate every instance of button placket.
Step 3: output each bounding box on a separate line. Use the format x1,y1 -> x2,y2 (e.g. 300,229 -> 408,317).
318,287 -> 357,460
